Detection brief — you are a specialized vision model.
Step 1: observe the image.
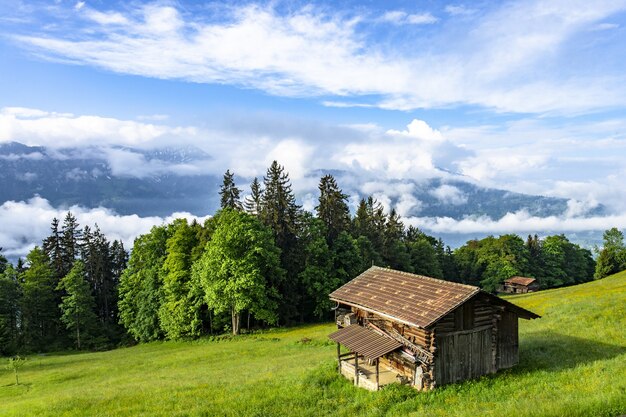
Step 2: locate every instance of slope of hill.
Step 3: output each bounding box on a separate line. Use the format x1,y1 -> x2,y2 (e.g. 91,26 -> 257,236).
1,273 -> 625,417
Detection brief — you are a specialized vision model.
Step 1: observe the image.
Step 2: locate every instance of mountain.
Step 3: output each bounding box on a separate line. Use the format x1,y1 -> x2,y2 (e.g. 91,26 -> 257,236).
0,142 -> 604,220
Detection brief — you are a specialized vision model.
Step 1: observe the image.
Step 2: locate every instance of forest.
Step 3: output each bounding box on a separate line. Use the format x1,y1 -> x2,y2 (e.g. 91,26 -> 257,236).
1,161 -> 625,354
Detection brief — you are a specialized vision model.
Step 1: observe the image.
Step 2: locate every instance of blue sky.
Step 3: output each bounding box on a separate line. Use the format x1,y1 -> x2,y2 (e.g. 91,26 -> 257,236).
2,0 -> 626,254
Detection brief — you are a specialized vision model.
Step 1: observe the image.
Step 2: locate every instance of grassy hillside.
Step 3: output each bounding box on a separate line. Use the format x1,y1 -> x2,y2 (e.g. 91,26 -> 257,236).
2,272 -> 625,417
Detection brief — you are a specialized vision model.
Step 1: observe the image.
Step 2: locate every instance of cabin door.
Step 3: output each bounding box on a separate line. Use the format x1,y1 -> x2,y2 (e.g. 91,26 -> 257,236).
436,328 -> 492,385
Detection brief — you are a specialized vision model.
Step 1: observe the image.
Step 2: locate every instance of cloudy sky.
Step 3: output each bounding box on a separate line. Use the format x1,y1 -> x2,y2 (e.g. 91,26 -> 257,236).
1,0 -> 626,257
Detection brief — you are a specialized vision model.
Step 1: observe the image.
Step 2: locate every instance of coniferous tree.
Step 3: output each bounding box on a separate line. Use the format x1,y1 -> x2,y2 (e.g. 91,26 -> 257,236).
0,263 -> 20,355
57,260 -> 98,349
243,177 -> 263,215
219,169 -> 243,210
43,217 -> 64,279
20,247 -> 60,351
259,161 -> 301,322
331,231 -> 362,283
60,212 -> 81,279
382,208 -> 411,271
298,214 -> 336,320
316,175 -> 350,244
352,196 -> 386,257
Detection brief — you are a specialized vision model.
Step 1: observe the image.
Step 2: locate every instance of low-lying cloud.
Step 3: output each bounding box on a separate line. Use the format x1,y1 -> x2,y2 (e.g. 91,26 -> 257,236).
0,196 -> 209,260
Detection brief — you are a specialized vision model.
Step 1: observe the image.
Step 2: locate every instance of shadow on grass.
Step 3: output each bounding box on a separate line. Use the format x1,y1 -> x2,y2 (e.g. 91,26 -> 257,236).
516,332 -> 626,373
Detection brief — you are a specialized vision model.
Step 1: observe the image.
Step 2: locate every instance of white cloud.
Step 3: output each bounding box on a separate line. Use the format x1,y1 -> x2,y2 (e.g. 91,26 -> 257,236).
407,210 -> 626,235
11,1 -> 626,114
444,5 -> 476,16
83,9 -> 129,25
0,107 -> 197,148
0,196 -> 209,259
430,185 -> 468,205
381,11 -> 438,25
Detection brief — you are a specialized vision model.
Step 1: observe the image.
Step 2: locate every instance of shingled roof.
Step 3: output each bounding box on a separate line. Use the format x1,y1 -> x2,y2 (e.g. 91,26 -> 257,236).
504,276 -> 537,286
329,325 -> 402,360
330,266 -> 539,329
330,266 -> 480,329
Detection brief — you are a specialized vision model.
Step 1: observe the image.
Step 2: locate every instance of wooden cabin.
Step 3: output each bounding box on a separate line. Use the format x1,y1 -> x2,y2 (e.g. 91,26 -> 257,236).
328,266 -> 539,391
500,276 -> 539,294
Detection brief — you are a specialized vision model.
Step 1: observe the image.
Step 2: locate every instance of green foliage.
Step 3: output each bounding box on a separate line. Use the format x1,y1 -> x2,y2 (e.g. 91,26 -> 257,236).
219,169 -> 243,210
193,209 -> 285,335
6,355 -> 27,385
298,214 -> 337,320
0,264 -> 21,355
260,161 -> 301,322
407,239 -> 443,278
159,219 -> 203,339
316,174 -> 350,243
20,247 -> 60,351
330,231 -> 362,285
243,177 -> 263,215
118,226 -> 169,342
594,227 -> 626,279
57,260 -> 99,350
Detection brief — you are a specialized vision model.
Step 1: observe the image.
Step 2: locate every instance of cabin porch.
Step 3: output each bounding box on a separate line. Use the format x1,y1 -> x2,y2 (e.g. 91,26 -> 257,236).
338,353 -> 400,391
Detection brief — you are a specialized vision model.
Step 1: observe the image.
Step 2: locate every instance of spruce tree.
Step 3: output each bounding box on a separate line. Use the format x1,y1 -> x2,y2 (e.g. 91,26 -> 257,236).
57,260 -> 98,349
259,161 -> 301,322
43,217 -> 64,280
316,174 -> 350,244
0,264 -> 20,355
219,169 -> 243,210
20,247 -> 60,351
243,177 -> 263,215
60,212 -> 81,279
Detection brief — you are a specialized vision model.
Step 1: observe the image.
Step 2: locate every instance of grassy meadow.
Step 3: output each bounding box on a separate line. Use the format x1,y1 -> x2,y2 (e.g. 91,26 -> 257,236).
1,271 -> 625,417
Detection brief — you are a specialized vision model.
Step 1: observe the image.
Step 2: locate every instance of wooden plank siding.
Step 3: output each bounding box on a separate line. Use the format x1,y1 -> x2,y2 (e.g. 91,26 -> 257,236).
496,310 -> 519,369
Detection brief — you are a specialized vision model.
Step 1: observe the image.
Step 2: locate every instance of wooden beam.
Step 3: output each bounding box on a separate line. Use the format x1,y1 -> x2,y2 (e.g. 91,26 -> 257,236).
337,343 -> 341,374
355,354 -> 359,386
376,358 -> 380,391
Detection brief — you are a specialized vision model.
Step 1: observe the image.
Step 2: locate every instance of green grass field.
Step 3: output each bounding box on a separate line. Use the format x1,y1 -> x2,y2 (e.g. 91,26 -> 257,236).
2,272 -> 625,417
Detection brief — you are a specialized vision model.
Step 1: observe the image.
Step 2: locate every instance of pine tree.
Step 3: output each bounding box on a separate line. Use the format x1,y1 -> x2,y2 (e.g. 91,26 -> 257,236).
316,174 -> 351,244
219,169 -> 243,210
43,217 -> 64,279
243,177 -> 263,215
20,247 -> 60,351
57,260 -> 98,350
259,161 -> 301,322
60,212 -> 81,279
352,196 -> 385,256
297,214 -> 336,320
0,264 -> 20,355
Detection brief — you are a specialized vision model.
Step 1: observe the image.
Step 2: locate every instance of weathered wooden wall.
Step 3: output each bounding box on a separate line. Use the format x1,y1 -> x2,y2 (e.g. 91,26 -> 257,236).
496,310 -> 519,369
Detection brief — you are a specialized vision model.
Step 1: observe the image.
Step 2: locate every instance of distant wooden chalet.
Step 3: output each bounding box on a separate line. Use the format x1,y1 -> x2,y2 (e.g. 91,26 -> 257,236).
328,266 -> 539,391
500,276 -> 539,294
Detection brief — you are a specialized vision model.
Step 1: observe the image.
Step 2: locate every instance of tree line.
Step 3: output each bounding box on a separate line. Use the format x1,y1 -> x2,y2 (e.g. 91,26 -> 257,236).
2,161 -> 624,350
0,213 -> 128,355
